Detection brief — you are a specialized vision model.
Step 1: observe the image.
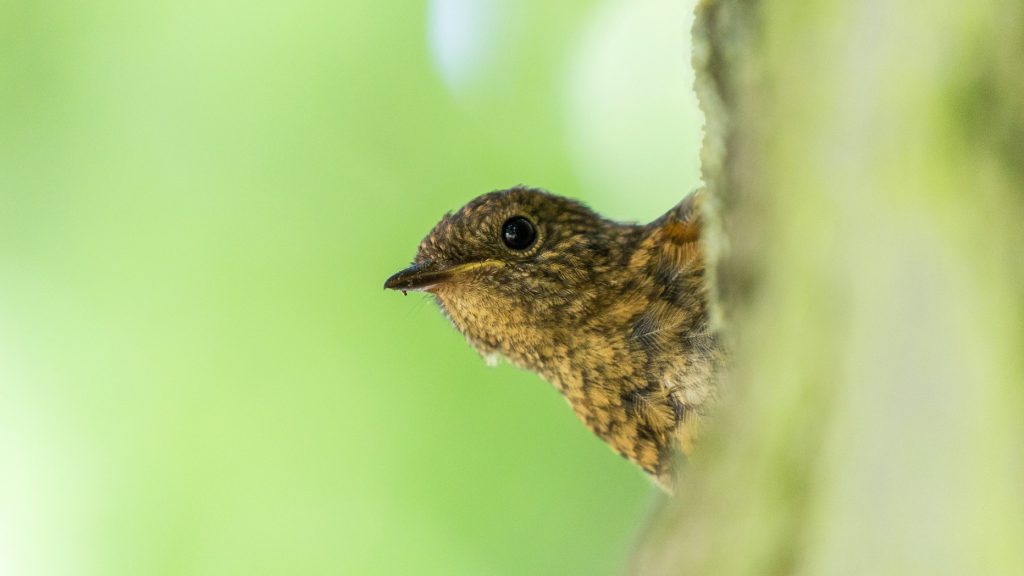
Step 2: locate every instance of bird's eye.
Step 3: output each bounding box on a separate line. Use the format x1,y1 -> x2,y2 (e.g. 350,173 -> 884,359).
501,216 -> 537,251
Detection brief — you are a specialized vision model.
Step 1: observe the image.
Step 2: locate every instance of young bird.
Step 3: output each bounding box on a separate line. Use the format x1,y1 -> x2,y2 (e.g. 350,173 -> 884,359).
384,187 -> 721,490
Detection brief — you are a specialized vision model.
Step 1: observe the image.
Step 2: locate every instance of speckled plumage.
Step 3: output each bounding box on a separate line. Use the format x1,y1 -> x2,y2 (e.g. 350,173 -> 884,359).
385,187 -> 722,490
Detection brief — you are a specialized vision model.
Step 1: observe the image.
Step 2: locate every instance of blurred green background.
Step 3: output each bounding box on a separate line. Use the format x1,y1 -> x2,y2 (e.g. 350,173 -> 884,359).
0,0 -> 702,574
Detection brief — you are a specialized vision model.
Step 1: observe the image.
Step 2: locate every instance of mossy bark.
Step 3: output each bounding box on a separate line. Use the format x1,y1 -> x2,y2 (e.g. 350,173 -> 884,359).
631,1 -> 1024,574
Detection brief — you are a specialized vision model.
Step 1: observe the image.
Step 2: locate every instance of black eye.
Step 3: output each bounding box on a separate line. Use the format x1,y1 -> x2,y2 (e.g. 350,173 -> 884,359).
501,216 -> 537,250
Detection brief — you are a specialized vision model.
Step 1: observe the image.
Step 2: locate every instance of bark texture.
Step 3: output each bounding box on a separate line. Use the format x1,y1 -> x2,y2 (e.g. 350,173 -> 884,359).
630,1 -> 1024,574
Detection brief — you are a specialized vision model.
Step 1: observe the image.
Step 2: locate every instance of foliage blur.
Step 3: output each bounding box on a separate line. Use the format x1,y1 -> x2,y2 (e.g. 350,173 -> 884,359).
0,0 -> 703,574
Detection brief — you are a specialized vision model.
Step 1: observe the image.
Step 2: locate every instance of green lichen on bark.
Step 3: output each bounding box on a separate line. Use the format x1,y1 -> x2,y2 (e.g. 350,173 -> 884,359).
631,1 -> 1024,574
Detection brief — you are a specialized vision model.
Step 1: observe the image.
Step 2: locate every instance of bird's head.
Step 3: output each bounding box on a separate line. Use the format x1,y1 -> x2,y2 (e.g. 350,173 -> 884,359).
384,187 -> 634,364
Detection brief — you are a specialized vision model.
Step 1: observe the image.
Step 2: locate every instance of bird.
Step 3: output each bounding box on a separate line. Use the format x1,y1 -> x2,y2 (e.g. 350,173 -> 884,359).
384,186 -> 722,490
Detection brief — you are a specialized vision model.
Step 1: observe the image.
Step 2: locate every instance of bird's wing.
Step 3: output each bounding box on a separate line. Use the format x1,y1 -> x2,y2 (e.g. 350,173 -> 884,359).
646,189 -> 712,462
645,188 -> 704,268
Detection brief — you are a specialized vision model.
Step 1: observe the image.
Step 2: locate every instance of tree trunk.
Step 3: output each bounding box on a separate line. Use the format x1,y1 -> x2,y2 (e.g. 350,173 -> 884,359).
632,1 -> 1024,574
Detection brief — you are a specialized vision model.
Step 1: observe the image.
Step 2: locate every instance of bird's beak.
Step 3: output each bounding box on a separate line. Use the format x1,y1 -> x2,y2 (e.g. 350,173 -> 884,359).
384,260 -> 502,293
383,261 -> 451,293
